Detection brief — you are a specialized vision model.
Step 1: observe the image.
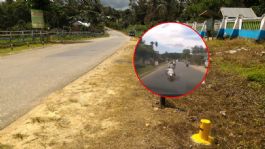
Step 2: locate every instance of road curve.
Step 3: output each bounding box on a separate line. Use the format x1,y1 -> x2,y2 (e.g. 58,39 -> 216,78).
141,62 -> 206,96
0,29 -> 130,129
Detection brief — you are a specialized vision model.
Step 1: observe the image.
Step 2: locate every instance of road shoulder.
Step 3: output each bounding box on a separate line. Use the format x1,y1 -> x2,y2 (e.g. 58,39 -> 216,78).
189,65 -> 207,73
0,40 -> 193,149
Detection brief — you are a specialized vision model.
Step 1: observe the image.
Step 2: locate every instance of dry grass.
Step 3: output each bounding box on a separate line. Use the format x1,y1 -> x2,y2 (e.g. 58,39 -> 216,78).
0,38 -> 264,148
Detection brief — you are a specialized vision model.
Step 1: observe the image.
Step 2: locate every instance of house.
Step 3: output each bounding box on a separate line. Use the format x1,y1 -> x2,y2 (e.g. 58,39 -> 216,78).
220,7 -> 257,19
199,10 -> 222,37
72,21 -> 91,31
198,7 -> 258,37
216,7 -> 265,40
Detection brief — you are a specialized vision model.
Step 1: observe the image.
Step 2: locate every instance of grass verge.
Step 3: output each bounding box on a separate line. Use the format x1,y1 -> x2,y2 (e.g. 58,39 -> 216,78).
207,38 -> 265,52
220,61 -> 265,85
0,43 -> 53,56
209,38 -> 265,86
0,33 -> 109,56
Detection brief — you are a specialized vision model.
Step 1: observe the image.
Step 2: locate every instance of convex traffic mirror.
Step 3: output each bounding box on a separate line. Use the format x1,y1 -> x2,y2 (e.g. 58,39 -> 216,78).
133,22 -> 210,98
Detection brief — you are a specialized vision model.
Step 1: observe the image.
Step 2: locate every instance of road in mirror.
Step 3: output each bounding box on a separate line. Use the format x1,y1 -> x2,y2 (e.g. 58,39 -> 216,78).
134,23 -> 209,97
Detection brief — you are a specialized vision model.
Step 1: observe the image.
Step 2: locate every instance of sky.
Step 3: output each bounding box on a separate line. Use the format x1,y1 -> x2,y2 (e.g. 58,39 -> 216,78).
0,0 -> 130,9
101,0 -> 129,10
141,23 -> 207,54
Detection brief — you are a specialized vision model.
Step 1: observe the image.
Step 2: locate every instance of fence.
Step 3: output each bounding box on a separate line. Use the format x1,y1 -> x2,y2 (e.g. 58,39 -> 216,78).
186,14 -> 265,40
0,30 -> 104,49
185,22 -> 207,37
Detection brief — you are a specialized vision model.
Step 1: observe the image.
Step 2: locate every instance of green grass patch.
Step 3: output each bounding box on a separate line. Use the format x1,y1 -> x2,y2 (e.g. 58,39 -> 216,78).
0,33 -> 108,56
0,43 -> 53,56
210,39 -> 265,85
207,39 -> 265,52
247,73 -> 265,84
49,33 -> 108,42
220,61 -> 265,84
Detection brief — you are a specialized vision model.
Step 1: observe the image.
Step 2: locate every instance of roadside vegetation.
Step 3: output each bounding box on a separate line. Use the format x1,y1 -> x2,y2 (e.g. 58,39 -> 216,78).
104,0 -> 265,36
0,0 -> 104,31
0,0 -> 109,56
208,39 -> 265,86
0,43 -> 51,56
0,32 -> 108,56
1,0 -> 265,35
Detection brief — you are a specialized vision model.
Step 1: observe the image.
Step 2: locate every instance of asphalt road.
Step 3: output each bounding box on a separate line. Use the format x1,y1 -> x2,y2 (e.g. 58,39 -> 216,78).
0,29 -> 129,129
141,62 -> 206,96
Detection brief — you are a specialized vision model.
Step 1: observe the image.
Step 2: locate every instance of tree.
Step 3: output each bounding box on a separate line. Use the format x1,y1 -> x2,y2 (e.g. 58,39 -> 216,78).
251,0 -> 265,16
129,0 -> 148,25
26,0 -> 51,10
0,0 -> 31,30
150,41 -> 154,48
182,49 -> 191,60
1,0 -> 265,31
135,40 -> 155,65
191,45 -> 205,55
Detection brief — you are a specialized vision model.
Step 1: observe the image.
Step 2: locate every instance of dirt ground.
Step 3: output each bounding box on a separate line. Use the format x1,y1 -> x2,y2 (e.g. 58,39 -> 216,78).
0,38 -> 264,148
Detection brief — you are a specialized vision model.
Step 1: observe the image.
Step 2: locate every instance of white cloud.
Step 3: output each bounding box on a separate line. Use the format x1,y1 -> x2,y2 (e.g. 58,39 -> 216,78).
142,23 -> 207,54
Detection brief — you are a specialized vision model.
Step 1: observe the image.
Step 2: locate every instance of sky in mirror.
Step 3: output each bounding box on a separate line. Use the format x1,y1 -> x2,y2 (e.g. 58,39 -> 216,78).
141,23 -> 206,54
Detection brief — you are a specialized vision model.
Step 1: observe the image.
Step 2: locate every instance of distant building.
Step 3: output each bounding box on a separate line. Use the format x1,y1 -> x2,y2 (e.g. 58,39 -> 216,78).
217,7 -> 265,40
198,7 -> 259,37
72,21 -> 91,31
220,7 -> 258,18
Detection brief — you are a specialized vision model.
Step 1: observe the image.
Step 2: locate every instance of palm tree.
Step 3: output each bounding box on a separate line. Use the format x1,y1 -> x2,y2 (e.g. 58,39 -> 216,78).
155,41 -> 158,48
150,41 -> 154,48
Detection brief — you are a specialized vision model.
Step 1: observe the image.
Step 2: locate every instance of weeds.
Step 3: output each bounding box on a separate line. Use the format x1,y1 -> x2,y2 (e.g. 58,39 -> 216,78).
12,133 -> 28,140
219,62 -> 265,85
209,39 -> 265,86
247,73 -> 265,84
207,38 -> 265,52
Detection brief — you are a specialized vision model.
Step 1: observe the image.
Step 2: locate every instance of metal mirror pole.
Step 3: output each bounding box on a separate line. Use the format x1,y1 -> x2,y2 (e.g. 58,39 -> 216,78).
160,96 -> 166,108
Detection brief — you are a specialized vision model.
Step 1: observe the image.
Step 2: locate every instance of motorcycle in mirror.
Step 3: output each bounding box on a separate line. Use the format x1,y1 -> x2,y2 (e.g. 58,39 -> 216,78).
186,61 -> 190,67
166,67 -> 175,81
